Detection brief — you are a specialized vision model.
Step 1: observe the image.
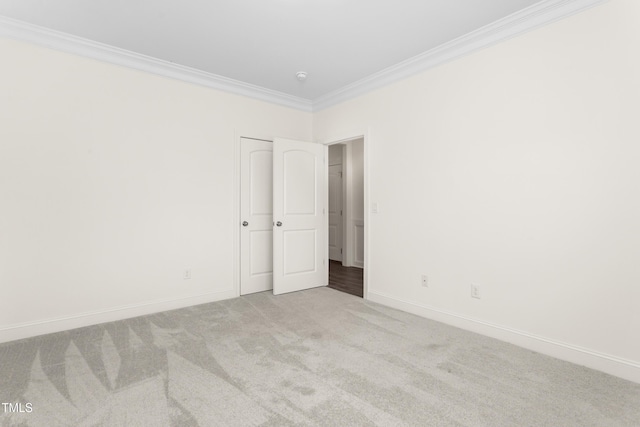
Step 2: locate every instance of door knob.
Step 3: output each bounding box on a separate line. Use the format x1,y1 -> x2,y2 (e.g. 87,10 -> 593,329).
276,221 -> 282,227
242,221 -> 249,227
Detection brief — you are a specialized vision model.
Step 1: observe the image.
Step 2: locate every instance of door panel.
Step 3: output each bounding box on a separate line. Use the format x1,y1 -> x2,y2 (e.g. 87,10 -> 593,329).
250,230 -> 273,275
284,229 -> 317,274
240,138 -> 273,295
328,164 -> 343,261
250,150 -> 273,215
284,151 -> 316,215
273,138 -> 326,295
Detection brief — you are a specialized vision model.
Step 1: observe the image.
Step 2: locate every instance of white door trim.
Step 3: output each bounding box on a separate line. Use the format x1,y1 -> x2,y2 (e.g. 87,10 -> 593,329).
319,129 -> 370,300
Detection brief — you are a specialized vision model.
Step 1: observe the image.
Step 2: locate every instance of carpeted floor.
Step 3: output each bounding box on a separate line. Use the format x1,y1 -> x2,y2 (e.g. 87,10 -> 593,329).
1,287 -> 639,426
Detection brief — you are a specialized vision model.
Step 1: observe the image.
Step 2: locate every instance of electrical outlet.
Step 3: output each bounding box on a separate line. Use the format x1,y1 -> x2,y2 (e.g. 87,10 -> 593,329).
471,283 -> 481,299
421,275 -> 429,287
183,269 -> 191,280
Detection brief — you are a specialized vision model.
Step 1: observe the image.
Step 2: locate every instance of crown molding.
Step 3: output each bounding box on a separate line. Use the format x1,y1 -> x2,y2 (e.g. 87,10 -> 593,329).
312,0 -> 608,111
0,0 -> 607,113
0,15 -> 313,112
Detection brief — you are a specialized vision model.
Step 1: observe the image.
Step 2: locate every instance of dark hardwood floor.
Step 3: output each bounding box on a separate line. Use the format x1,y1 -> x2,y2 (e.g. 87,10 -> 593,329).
328,260 -> 363,297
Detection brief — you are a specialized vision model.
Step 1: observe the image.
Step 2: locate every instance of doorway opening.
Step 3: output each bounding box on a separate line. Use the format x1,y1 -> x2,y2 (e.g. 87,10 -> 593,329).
237,134 -> 366,299
327,138 -> 365,298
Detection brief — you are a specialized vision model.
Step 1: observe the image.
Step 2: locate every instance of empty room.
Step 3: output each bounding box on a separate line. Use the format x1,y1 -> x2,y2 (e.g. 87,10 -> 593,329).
1,0 -> 639,426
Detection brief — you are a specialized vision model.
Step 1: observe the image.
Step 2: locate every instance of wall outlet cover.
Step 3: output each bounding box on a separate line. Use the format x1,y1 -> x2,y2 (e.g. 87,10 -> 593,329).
471,283 -> 481,299
421,275 -> 428,287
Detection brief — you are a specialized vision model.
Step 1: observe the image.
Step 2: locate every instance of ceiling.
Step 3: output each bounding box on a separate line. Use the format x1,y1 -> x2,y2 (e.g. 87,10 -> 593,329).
0,0 -> 545,102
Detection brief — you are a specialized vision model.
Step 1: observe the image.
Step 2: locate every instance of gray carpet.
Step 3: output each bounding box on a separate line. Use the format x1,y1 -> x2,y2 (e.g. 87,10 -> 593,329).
1,287 -> 639,426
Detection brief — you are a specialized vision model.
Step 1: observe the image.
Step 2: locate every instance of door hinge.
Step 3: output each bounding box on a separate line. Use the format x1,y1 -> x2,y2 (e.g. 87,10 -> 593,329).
340,210 -> 342,216
340,248 -> 343,254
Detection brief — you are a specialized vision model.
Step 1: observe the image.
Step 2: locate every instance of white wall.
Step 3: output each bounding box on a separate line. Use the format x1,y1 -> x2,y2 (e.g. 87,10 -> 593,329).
314,0 -> 640,382
0,37 -> 312,342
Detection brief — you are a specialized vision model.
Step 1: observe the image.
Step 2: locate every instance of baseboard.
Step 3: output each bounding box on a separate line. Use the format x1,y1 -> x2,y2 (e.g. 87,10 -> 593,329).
0,288 -> 236,344
368,290 -> 640,384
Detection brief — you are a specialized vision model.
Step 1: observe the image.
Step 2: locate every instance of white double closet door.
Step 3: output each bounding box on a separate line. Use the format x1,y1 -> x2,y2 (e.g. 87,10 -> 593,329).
240,137 -> 326,296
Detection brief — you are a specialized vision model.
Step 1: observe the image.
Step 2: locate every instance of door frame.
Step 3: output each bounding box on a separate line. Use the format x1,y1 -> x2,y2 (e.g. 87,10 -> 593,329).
234,129 -> 369,300
320,129 -> 370,300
